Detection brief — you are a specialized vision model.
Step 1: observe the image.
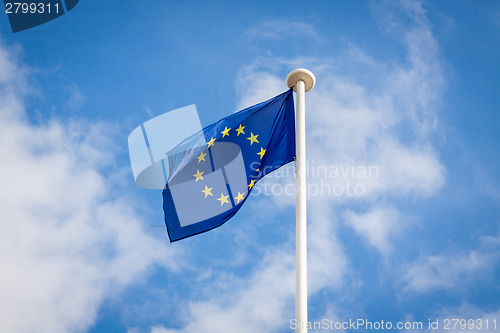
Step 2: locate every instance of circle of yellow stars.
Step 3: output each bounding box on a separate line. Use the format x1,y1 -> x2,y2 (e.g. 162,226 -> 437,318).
190,122 -> 266,206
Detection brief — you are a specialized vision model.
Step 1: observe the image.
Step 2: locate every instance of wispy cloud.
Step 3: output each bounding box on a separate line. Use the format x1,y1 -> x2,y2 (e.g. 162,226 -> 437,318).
401,232 -> 500,292
150,248 -> 296,333
64,83 -> 85,112
402,251 -> 491,292
484,1 -> 500,29
344,207 -> 402,256
247,20 -> 323,42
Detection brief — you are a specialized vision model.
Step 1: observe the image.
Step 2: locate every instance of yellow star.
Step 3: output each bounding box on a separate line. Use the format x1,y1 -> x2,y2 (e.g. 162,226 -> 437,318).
221,126 -> 231,138
236,124 -> 245,136
201,185 -> 213,198
217,193 -> 230,206
234,192 -> 245,204
193,169 -> 204,182
247,132 -> 259,145
257,147 -> 266,159
248,179 -> 256,190
197,151 -> 206,163
207,137 -> 216,148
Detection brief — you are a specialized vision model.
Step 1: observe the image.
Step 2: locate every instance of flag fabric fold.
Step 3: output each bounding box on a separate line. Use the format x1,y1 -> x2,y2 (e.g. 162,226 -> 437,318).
163,88 -> 295,242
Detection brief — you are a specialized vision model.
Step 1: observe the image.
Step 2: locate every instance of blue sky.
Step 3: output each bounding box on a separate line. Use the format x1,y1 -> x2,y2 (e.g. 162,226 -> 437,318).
0,0 -> 500,332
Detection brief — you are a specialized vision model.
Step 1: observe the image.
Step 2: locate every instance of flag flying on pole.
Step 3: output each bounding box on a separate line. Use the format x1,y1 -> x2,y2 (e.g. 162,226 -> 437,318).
162,88 -> 295,242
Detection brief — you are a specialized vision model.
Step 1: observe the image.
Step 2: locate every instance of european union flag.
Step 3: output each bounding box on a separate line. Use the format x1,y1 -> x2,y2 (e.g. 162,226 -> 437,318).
163,89 -> 295,241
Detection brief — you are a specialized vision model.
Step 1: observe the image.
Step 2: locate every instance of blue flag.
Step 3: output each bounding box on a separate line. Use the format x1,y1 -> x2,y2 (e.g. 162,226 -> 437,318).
162,89 -> 295,242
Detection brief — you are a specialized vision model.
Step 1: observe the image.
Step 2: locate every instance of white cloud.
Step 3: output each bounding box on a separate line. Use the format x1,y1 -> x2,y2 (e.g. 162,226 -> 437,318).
235,67 -> 285,111
0,41 -> 180,332
307,200 -> 349,293
373,140 -> 445,197
344,207 -> 401,255
401,233 -> 500,292
378,0 -> 445,136
402,251 -> 490,292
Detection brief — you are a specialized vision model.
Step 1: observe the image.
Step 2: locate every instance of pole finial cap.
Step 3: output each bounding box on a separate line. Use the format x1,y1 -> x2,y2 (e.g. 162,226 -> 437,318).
286,68 -> 316,92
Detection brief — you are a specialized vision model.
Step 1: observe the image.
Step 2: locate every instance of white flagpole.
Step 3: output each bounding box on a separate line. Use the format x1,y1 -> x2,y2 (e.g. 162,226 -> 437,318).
286,68 -> 315,333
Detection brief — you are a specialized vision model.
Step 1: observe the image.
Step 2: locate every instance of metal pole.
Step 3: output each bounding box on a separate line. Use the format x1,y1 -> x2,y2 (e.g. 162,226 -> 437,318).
296,78 -> 307,333
286,69 -> 315,333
